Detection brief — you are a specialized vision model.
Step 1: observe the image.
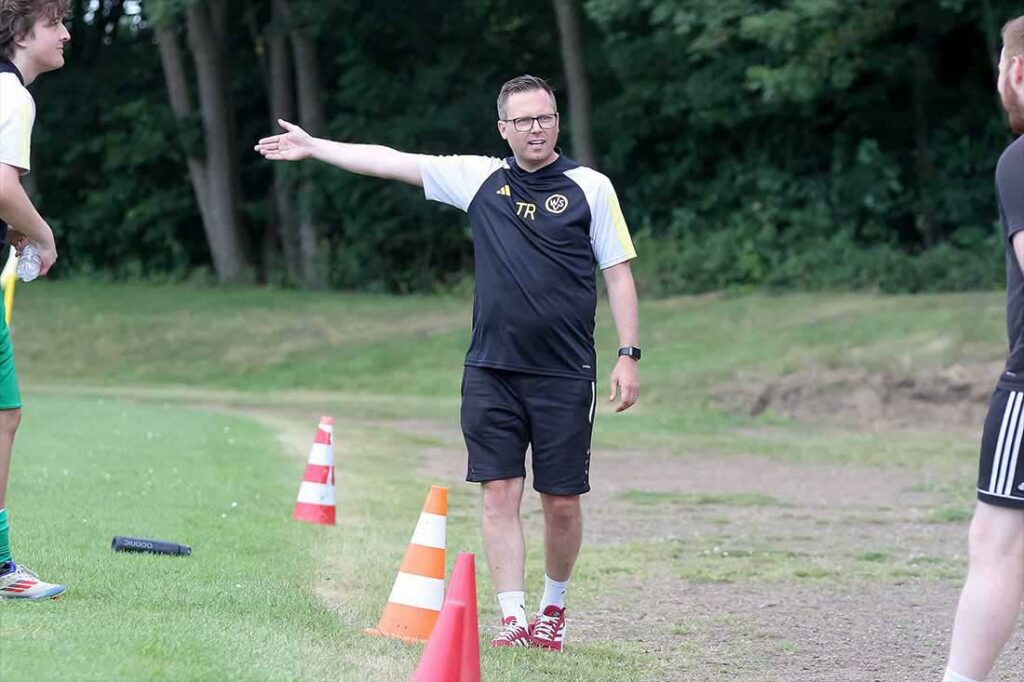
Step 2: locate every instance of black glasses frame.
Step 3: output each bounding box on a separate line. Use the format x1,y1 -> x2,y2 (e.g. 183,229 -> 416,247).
500,113 -> 559,132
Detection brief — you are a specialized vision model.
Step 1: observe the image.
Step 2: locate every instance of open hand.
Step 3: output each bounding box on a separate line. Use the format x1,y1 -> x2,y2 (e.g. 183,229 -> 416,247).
255,119 -> 314,161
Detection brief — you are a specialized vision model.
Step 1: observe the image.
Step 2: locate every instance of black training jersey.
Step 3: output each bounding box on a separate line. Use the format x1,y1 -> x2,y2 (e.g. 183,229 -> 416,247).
419,153 -> 636,381
999,135 -> 1024,380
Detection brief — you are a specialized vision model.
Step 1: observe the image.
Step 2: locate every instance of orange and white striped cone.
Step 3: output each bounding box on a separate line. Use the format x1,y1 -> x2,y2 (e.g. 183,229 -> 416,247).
292,416 -> 336,525
367,485 -> 448,642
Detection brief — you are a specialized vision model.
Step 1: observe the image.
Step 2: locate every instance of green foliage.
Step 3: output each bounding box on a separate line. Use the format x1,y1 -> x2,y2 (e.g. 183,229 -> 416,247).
588,0 -> 1019,294
32,6 -> 208,279
21,0 -> 1024,292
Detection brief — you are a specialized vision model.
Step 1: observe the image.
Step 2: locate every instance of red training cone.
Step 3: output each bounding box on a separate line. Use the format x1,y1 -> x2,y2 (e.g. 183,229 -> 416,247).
292,416 -> 336,525
411,600 -> 465,682
444,553 -> 480,682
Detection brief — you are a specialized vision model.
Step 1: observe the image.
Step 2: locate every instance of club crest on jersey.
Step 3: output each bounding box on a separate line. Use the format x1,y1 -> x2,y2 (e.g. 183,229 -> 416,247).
545,194 -> 569,214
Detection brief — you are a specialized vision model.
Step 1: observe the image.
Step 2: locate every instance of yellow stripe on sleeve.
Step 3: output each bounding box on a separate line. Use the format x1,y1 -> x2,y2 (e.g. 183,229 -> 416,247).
19,101 -> 30,170
606,192 -> 636,259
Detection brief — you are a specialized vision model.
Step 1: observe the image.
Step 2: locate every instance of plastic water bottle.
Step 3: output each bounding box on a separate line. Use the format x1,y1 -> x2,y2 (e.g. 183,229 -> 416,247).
16,243 -> 41,282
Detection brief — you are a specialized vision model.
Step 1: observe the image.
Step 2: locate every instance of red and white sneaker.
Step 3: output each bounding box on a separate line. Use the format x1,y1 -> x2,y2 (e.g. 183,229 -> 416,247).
0,563 -> 66,600
529,605 -> 566,651
489,616 -> 531,647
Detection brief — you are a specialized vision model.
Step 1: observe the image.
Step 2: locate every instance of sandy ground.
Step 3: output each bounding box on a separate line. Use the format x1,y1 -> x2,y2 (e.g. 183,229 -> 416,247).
399,365 -> 1024,682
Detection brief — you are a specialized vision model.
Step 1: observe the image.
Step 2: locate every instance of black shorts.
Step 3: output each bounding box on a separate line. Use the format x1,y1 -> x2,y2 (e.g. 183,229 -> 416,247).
978,386 -> 1024,509
460,366 -> 596,495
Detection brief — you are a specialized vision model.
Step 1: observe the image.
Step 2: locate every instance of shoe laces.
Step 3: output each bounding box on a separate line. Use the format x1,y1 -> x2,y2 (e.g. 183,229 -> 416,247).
11,564 -> 39,580
532,609 -> 564,640
494,617 -> 528,643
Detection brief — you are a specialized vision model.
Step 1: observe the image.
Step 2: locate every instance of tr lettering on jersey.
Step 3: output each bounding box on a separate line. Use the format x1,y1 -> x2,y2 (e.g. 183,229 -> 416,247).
515,201 -> 537,220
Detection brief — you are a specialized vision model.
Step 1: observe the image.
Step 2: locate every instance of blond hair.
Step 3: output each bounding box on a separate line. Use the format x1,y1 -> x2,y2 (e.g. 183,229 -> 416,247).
496,75 -> 556,120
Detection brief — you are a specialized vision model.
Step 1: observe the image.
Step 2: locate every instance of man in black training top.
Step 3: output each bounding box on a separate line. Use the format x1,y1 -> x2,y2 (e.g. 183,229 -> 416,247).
256,75 -> 640,650
944,14 -> 1024,682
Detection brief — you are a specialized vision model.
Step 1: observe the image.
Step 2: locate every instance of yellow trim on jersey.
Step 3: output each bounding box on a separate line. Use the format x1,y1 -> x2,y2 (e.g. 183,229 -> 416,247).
606,192 -> 636,258
1,249 -> 17,325
18,101 -> 30,170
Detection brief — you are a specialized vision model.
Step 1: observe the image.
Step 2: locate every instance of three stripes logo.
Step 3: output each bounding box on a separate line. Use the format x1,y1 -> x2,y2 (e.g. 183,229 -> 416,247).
496,184 -> 511,197
2,578 -> 37,594
985,390 -> 1024,499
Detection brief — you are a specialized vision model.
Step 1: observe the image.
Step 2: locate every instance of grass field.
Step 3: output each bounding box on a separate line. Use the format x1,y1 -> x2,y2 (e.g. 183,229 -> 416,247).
0,282 -> 1021,680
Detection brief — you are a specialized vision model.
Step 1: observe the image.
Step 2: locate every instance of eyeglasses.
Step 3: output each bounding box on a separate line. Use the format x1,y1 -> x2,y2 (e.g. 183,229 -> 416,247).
500,113 -> 559,132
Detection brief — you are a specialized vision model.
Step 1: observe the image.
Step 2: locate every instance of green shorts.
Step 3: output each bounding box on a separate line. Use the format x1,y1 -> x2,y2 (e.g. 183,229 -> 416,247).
0,306 -> 22,409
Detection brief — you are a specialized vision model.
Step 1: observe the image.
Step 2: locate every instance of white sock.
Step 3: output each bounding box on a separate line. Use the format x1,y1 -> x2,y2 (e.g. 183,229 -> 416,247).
944,667 -> 981,682
539,575 -> 569,611
497,590 -> 527,627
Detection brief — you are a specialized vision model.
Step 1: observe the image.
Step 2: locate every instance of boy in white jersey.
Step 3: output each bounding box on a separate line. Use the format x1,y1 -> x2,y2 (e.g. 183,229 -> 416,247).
0,0 -> 67,600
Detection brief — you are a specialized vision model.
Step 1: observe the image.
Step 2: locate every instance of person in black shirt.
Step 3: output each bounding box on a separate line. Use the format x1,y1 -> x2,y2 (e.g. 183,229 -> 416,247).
256,75 -> 640,650
945,15 -> 1024,682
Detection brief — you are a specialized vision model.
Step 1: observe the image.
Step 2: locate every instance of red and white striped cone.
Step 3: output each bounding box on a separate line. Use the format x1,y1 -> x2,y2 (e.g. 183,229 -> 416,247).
292,416 -> 336,525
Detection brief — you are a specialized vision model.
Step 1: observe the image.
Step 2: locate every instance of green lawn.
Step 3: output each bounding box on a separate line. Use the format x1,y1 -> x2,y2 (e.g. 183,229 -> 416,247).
0,282 -> 1006,680
16,282 -> 999,466
1,395 -> 655,681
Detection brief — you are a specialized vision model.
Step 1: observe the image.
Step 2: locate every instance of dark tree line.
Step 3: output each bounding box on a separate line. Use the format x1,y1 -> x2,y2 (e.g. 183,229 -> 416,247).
25,0 -> 1024,294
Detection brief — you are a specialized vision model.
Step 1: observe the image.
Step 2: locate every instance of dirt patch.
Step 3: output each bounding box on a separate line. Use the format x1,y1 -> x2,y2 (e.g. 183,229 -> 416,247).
712,362 -> 1003,430
401,417 -> 1009,678
154,399 -> 1003,680
414,434 -> 951,543
576,577 -> 1024,681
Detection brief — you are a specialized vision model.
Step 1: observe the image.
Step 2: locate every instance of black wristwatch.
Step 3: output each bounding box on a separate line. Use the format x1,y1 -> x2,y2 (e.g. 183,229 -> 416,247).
618,346 -> 641,361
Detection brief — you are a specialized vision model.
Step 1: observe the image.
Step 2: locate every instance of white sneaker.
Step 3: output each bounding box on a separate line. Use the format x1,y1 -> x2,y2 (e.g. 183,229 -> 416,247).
0,563 -> 66,600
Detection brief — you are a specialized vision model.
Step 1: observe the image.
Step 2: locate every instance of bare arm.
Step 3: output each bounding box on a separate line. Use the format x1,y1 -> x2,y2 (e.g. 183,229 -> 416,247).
1014,231 -> 1024,273
255,119 -> 422,186
603,261 -> 639,412
0,163 -> 57,274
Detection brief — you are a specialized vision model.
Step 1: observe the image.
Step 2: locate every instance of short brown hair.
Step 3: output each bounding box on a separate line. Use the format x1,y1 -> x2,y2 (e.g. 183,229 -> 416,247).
1003,15 -> 1024,59
497,75 -> 556,120
0,0 -> 69,61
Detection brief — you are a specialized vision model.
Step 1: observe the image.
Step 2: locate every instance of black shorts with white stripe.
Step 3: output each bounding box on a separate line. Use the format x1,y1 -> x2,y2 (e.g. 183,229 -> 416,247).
460,366 -> 595,495
978,386 -> 1024,508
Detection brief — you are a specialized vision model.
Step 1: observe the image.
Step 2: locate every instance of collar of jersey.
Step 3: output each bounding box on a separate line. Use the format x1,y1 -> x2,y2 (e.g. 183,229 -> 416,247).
0,60 -> 24,86
507,148 -> 575,177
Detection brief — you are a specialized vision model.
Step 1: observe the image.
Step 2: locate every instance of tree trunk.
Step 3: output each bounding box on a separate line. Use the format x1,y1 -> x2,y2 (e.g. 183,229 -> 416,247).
981,0 -> 1010,126
553,0 -> 598,169
154,26 -> 212,244
289,11 -> 327,289
911,8 -> 937,248
981,0 -> 1001,77
85,0 -> 125,65
185,0 -> 253,283
69,0 -> 86,49
268,0 -> 302,282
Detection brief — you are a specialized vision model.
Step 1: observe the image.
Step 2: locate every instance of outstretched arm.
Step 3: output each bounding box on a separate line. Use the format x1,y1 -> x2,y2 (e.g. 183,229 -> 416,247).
603,261 -> 639,413
254,119 -> 423,186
